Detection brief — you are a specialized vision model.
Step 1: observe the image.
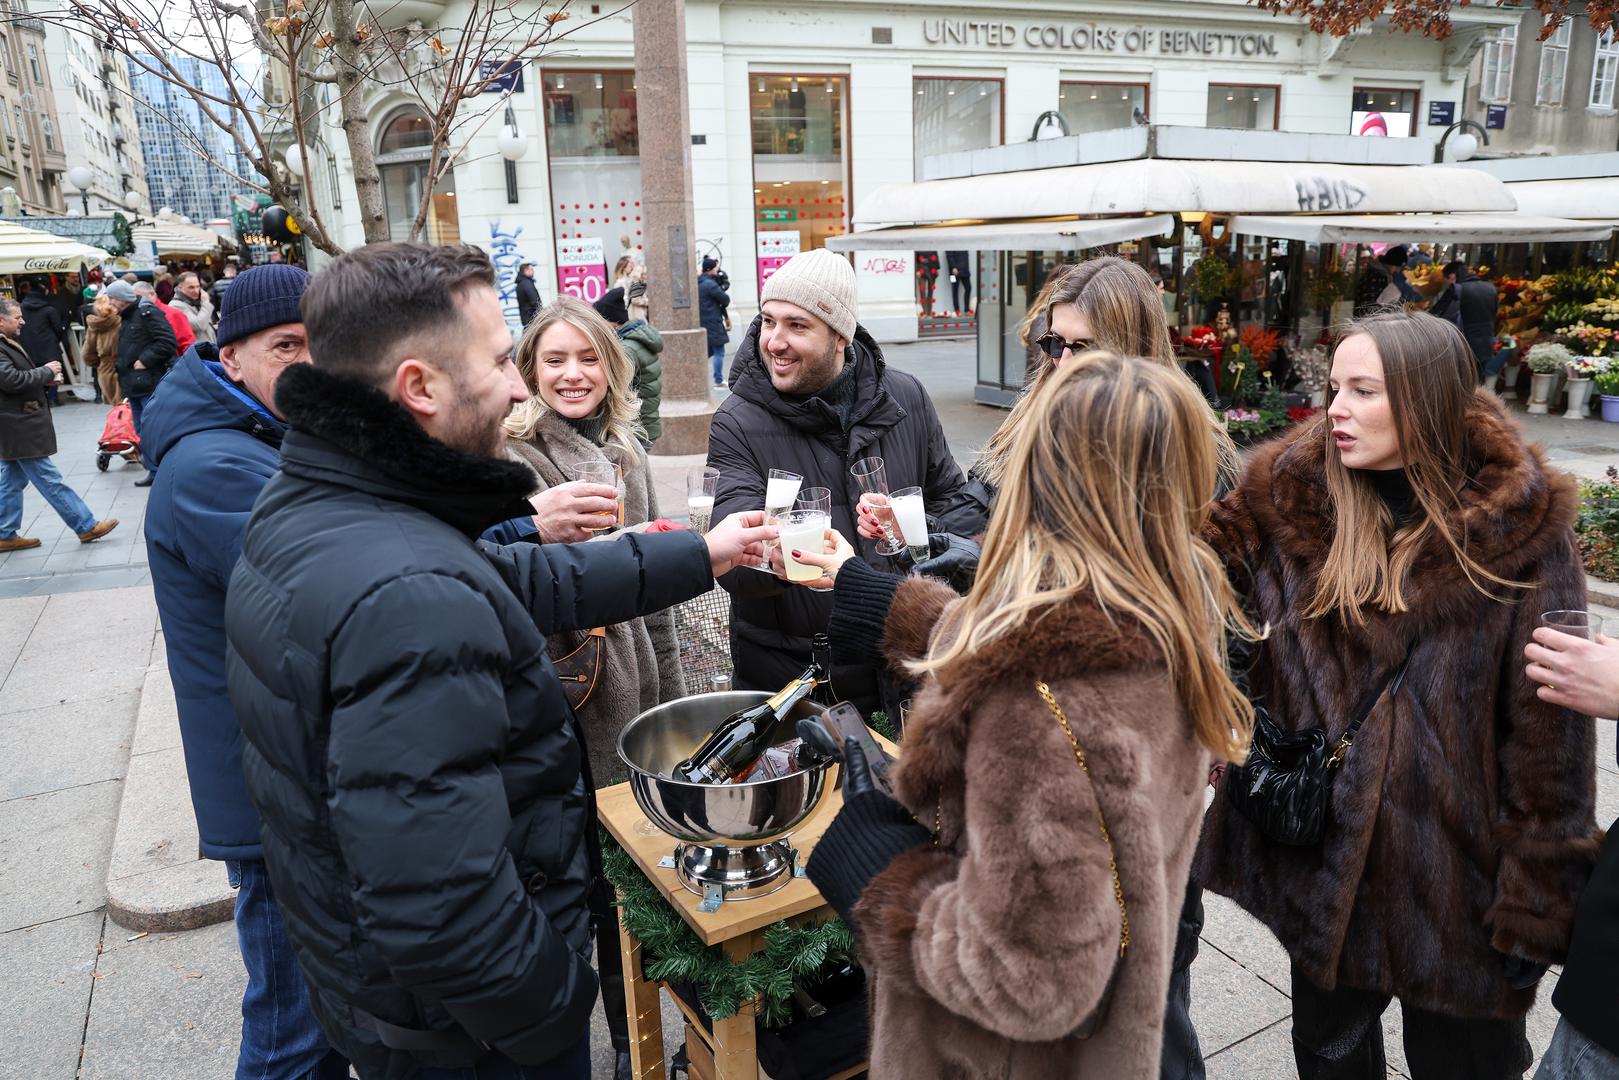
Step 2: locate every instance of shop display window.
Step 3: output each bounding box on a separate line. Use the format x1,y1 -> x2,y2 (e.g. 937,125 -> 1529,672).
750,75 -> 847,292
1058,82 -> 1148,134
1207,85 -> 1279,130
376,107 -> 459,245
1350,87 -> 1420,137
544,69 -> 642,302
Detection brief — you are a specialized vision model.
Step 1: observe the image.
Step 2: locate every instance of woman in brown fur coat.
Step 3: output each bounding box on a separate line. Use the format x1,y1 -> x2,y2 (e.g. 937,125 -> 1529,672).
502,297 -> 684,788
803,352 -> 1259,1079
1196,311 -> 1600,1079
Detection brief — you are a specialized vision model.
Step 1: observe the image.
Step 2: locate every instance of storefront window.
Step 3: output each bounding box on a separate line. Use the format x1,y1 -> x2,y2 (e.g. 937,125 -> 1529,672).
913,78 -> 1001,176
751,75 -> 847,293
1351,88 -> 1419,137
376,108 -> 459,245
1058,82 -> 1147,134
544,69 -> 641,303
1207,85 -> 1278,130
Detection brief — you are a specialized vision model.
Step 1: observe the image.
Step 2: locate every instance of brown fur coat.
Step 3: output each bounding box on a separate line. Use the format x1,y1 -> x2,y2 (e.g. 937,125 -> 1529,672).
506,411 -> 684,786
854,577 -> 1209,1079
1195,392 -> 1600,1020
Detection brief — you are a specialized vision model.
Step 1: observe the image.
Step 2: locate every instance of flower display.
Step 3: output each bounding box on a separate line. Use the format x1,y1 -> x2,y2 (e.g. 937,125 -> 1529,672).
1568,355 -> 1612,379
1183,325 -> 1220,352
1526,342 -> 1577,374
1564,322 -> 1617,358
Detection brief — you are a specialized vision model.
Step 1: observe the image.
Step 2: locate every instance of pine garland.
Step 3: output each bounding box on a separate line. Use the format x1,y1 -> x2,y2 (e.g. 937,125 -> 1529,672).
600,830 -> 858,1029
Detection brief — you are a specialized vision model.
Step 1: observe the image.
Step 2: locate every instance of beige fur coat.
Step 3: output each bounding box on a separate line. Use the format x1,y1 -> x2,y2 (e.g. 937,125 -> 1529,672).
854,577 -> 1209,1079
506,411 -> 685,786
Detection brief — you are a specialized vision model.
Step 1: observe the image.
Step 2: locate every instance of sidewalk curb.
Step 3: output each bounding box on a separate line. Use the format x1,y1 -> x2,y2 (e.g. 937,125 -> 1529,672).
1591,576 -> 1619,613
105,668 -> 236,933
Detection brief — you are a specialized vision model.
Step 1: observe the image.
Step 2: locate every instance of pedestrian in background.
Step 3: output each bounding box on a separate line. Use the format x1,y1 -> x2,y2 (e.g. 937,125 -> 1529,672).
0,297 -> 118,551
210,261 -> 239,321
707,246 -> 965,714
1524,626 -> 1619,1080
515,261 -> 541,327
81,294 -> 122,406
593,285 -> 664,446
223,242 -> 772,1080
1432,260 -> 1500,383
1352,244 -> 1421,316
170,271 -> 217,345
1197,311 -> 1598,1079
103,279 -> 178,488
698,255 -> 730,387
804,352 -> 1258,1079
136,280 -> 196,357
156,270 -> 176,305
20,280 -> 72,406
141,264 -> 348,1080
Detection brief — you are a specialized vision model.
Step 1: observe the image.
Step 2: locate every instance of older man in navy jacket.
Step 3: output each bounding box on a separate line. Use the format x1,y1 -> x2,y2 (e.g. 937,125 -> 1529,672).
142,264 -> 349,1080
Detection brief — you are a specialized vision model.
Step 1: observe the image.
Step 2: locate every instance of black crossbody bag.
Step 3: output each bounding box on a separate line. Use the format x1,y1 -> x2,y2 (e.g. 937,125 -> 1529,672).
1226,642 -> 1414,846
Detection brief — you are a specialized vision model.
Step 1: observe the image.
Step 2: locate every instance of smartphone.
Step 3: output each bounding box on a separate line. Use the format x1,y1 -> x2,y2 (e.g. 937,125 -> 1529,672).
797,701 -> 896,795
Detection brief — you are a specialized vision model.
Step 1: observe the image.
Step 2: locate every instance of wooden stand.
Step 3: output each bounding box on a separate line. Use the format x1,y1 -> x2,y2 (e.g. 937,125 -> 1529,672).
597,773 -> 868,1080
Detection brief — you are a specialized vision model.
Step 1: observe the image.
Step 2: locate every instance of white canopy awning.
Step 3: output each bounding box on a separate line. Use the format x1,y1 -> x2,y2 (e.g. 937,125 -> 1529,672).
134,221 -> 236,256
851,159 -> 1516,228
0,221 -> 110,274
1228,212 -> 1617,244
825,216 -> 1175,253
1502,178 -> 1619,221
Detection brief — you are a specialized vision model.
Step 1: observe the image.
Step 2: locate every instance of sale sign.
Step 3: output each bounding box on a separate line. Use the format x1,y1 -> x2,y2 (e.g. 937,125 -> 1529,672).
757,231 -> 802,293
557,237 -> 607,304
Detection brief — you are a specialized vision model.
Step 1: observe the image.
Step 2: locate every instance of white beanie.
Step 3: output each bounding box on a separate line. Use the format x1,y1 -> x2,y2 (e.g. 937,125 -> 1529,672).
760,248 -> 858,342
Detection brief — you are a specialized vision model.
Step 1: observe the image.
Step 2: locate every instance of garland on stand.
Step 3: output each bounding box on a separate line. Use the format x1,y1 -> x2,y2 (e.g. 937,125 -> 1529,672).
600,830 -> 859,1029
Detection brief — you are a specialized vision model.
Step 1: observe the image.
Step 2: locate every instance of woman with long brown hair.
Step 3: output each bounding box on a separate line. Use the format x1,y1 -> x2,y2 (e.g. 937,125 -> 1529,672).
1197,310 -> 1599,1078
802,351 -> 1257,1078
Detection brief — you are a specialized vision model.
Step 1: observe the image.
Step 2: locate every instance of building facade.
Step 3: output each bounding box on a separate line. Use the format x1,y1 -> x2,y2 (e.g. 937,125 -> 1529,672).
0,0 -> 68,215
287,0 -> 1515,341
1465,12 -> 1619,158
129,55 -> 242,223
41,24 -> 150,214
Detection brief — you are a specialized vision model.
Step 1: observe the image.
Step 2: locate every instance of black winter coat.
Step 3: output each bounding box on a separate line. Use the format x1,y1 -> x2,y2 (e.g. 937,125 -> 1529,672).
225,364 -> 715,1078
115,299 -> 178,398
0,336 -> 56,460
698,274 -> 730,353
707,318 -> 965,708
1432,273 -> 1499,371
20,292 -> 69,366
515,273 -> 541,327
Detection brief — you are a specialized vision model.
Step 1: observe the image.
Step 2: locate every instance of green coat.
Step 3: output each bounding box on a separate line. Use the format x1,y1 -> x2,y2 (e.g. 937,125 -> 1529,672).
618,321 -> 663,442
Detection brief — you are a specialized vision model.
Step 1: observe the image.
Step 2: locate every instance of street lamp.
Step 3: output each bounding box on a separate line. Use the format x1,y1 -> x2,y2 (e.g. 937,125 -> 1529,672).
124,189 -> 145,212
282,152 -> 304,179
1435,119 -> 1490,163
497,100 -> 526,204
66,165 -> 93,215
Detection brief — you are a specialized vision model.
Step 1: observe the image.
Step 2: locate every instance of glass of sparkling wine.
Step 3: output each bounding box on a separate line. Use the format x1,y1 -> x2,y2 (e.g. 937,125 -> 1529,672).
762,469 -> 803,567
570,461 -> 621,532
850,457 -> 903,556
890,485 -> 930,564
687,466 -> 718,535
795,486 -> 832,516
780,510 -> 830,584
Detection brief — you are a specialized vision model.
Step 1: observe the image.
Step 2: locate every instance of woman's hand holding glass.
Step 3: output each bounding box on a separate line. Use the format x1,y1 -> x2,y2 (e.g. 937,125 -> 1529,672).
781,527 -> 857,590
529,482 -> 621,543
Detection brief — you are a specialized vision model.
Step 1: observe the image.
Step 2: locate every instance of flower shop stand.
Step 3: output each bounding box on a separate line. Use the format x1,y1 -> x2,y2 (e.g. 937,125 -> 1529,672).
598,740 -> 892,1080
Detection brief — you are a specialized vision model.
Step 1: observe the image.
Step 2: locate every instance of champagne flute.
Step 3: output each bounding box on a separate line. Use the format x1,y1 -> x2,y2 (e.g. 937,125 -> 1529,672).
795,486 -> 832,516
759,468 -> 803,568
687,466 -> 718,535
890,485 -> 930,564
570,461 -> 621,532
850,457 -> 904,556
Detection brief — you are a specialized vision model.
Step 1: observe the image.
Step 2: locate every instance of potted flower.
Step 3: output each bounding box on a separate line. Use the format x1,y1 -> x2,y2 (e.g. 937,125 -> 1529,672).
1494,333 -> 1522,399
1524,343 -> 1575,415
1566,355 -> 1610,420
1596,368 -> 1619,423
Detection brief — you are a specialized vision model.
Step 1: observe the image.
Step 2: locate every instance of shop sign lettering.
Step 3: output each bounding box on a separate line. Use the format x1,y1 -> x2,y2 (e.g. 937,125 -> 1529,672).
921,20 -> 1277,58
1293,176 -> 1368,212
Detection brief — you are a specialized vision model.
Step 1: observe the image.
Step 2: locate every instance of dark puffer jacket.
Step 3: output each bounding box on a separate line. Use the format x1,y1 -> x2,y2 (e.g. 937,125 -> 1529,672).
698,274 -> 730,353
707,317 -> 964,708
1432,271 -> 1500,372
20,291 -> 70,365
618,320 -> 664,442
225,364 -> 715,1078
143,344 -> 285,860
115,298 -> 178,398
0,336 -> 56,460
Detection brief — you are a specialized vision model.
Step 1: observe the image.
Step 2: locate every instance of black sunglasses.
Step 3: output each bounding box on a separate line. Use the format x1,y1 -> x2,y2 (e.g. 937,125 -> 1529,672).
1036,332 -> 1095,360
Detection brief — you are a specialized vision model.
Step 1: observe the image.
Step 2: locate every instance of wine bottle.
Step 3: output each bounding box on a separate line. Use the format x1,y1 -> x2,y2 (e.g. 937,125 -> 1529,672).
810,634 -> 836,708
673,665 -> 820,784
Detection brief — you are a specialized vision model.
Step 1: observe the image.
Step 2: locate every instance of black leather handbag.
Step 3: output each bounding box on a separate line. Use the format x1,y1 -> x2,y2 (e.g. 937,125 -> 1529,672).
1226,643 -> 1414,847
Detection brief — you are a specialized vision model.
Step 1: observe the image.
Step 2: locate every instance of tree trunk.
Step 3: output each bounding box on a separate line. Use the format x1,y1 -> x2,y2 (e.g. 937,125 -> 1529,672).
328,0 -> 389,244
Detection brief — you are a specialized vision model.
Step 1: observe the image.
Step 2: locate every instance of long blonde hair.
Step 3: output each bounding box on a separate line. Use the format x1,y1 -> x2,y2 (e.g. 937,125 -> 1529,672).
506,296 -> 643,457
981,256 -> 1234,486
1306,311 -> 1525,623
917,351 -> 1258,762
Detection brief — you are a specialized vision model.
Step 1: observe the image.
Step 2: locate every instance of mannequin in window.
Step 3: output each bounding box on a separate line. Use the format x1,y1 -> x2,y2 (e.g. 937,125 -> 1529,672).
946,250 -> 973,315
915,251 -> 940,318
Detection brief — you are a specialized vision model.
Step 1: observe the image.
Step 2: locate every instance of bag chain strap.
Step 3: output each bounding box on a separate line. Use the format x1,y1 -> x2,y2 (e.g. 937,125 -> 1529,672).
1036,680 -> 1130,958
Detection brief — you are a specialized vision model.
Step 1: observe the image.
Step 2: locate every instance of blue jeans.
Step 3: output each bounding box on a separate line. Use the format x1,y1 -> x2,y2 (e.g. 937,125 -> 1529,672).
1536,1018 -> 1619,1080
411,1034 -> 591,1080
710,346 -> 726,385
227,860 -> 350,1080
128,394 -> 153,472
0,456 -> 96,537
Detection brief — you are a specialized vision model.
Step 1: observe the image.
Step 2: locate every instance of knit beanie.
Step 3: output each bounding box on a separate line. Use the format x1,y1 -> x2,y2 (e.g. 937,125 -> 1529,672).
593,286 -> 628,325
760,248 -> 857,342
103,281 -> 137,304
218,264 -> 310,347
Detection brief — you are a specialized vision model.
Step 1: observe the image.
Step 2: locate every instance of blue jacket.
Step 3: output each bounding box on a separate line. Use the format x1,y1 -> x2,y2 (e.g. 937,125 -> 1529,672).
698,273 -> 730,353
142,344 -> 286,860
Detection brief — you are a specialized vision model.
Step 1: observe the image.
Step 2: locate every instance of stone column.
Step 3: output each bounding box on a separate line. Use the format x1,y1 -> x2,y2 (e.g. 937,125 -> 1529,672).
634,0 -> 714,456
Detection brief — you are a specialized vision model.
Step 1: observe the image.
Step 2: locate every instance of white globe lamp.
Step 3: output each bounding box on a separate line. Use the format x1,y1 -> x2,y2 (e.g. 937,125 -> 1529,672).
282,152 -> 304,178
124,189 -> 145,211
496,123 -> 528,161
1449,132 -> 1479,162
67,165 -> 93,192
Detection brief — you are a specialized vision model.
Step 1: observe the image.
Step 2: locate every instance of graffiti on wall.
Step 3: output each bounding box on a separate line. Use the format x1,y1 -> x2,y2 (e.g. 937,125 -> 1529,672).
488,220 -> 530,330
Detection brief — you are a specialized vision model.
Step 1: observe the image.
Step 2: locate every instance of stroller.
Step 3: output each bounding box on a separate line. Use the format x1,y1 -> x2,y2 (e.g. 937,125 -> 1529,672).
96,401 -> 142,472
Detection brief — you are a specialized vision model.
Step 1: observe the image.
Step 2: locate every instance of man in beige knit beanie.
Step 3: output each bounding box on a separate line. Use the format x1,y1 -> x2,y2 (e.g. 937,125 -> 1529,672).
704,246 -> 965,713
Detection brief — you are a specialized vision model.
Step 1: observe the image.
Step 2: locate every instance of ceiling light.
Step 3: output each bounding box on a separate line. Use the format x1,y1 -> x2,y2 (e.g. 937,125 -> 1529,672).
758,77 -> 766,92
1089,90 -> 1097,100
979,87 -> 988,96
947,88 -> 955,96
1252,95 -> 1260,103
825,80 -> 834,93
554,73 -> 564,90
820,179 -> 829,185
594,73 -> 603,90
1226,92 -> 1234,101
790,78 -> 799,93
916,88 -> 924,96
1121,90 -> 1128,99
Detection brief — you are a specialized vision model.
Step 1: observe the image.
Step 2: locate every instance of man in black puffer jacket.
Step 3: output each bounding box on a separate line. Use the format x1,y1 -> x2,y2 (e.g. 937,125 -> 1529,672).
707,248 -> 964,712
1432,260 -> 1500,380
224,243 -> 773,1080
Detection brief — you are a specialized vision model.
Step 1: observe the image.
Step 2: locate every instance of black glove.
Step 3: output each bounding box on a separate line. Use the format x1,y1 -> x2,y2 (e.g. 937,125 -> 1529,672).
805,739 -> 932,926
1499,952 -> 1550,991
914,532 -> 981,592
